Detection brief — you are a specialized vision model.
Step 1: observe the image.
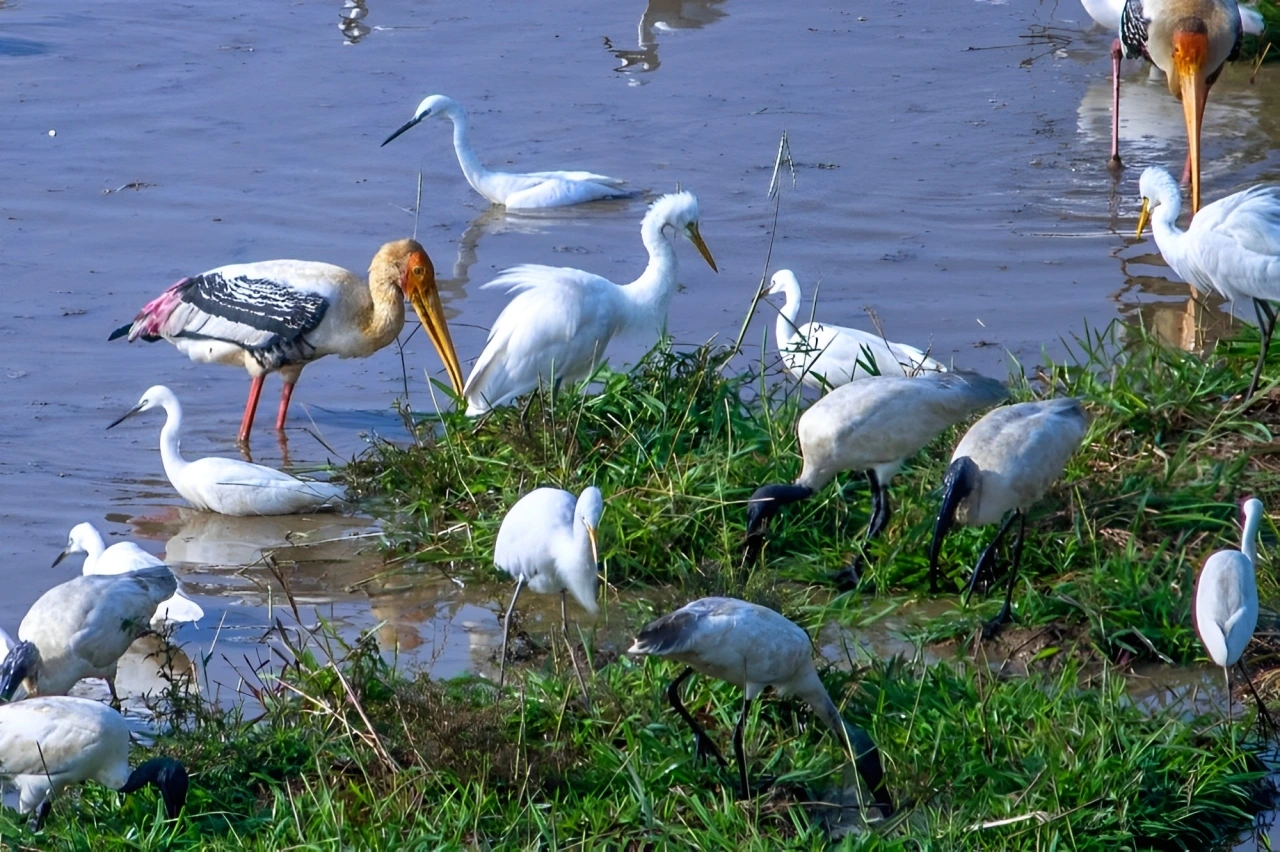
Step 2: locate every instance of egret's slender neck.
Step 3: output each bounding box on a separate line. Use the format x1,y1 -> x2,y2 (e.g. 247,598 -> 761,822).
773,278 -> 803,345
444,107 -> 497,200
1242,506 -> 1262,566
620,217 -> 681,336
1148,179 -> 1191,273
158,397 -> 190,479
79,527 -> 106,564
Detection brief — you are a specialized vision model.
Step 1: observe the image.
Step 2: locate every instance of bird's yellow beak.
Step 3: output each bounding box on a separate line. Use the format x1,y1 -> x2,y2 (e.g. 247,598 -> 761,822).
686,223 -> 718,273
404,258 -> 465,395
1135,197 -> 1151,239
586,524 -> 599,568
1171,28 -> 1209,215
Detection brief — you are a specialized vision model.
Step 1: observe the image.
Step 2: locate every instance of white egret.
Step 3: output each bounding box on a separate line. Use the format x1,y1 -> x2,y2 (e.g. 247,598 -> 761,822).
53,523 -> 204,626
0,696 -> 187,830
764,270 -> 945,390
928,398 -> 1090,638
110,239 -> 463,444
462,191 -> 717,416
381,95 -> 633,210
1120,0 -> 1244,212
745,372 -> 1007,586
0,565 -> 177,702
107,386 -> 346,516
1079,0 -> 1262,168
1136,166 -> 1280,399
1194,497 -> 1274,730
494,487 -> 602,698
628,596 -> 893,811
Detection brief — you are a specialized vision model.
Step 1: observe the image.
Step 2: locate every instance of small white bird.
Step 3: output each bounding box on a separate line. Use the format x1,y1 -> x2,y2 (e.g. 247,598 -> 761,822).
746,372 -> 1007,586
1136,166 -> 1280,399
928,398 -> 1091,638
53,523 -> 204,626
1194,497 -> 1273,728
628,597 -> 893,811
381,95 -> 633,209
0,565 -> 177,703
463,192 -> 717,416
764,270 -> 945,390
0,696 -> 187,830
110,240 -> 463,445
494,487 -> 603,694
106,385 -> 346,516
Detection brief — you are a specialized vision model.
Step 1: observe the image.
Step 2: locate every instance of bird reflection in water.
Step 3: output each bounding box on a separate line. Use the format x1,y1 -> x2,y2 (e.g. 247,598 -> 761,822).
604,0 -> 727,76
1118,268 -> 1236,353
339,0 -> 371,44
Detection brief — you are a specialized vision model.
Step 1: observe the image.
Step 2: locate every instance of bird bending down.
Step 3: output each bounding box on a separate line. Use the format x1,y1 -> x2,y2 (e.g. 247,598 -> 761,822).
745,372 -> 1007,587
0,697 -> 187,831
53,523 -> 204,626
381,95 -> 633,209
107,385 -> 346,516
0,565 -> 177,703
1119,0 -> 1243,211
462,191 -> 718,416
494,487 -> 603,701
929,398 -> 1090,638
765,270 -> 945,390
1195,497 -> 1274,731
110,239 -> 463,445
1136,166 -> 1280,399
629,597 -> 894,812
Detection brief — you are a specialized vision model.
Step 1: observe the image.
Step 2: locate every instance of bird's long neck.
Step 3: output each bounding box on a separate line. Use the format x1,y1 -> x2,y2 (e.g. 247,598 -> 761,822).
158,398 -> 190,478
82,528 -> 106,565
1242,506 -> 1262,566
357,269 -> 407,353
446,108 -> 497,200
1150,185 -> 1191,272
774,280 -> 803,345
620,218 -> 680,336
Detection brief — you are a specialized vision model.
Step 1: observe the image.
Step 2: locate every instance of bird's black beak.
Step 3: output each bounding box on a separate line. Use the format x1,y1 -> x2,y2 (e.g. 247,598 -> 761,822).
744,484 -> 813,565
107,403 -> 144,430
121,757 -> 189,820
928,456 -> 977,595
381,115 -> 424,147
843,722 -> 895,818
51,548 -> 69,569
0,640 -> 37,702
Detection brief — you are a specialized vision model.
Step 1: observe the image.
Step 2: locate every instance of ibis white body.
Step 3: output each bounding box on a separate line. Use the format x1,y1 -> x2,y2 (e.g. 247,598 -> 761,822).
58,523 -> 204,626
766,270 -> 945,390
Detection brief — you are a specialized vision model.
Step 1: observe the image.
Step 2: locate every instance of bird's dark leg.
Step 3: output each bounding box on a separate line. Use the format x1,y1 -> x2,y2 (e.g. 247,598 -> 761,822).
929,457 -> 978,594
560,590 -> 592,712
239,375 -> 266,444
963,511 -> 1018,605
1245,299 -> 1277,401
28,799 -> 51,833
832,471 -> 891,590
497,577 -> 524,691
733,696 -> 752,799
1109,38 -> 1123,170
106,676 -> 122,711
666,666 -> 726,767
982,510 -> 1026,640
1236,659 -> 1277,740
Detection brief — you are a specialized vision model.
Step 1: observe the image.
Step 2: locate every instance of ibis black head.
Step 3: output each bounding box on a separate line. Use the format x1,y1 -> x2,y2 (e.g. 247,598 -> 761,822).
744,484 -> 813,564
927,456 -> 978,594
121,757 -> 189,820
0,640 -> 38,702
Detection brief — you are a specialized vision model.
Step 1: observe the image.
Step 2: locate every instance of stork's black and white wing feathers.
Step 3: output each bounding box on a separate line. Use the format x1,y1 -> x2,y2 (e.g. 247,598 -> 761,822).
1120,0 -> 1149,59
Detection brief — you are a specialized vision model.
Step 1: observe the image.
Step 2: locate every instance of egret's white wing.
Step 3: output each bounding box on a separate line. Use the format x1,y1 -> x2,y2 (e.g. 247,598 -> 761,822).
524,169 -> 628,187
493,488 -> 577,582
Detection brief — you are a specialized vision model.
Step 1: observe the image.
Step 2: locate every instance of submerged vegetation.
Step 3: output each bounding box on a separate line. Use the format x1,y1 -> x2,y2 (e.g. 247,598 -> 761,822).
6,320 -> 1280,848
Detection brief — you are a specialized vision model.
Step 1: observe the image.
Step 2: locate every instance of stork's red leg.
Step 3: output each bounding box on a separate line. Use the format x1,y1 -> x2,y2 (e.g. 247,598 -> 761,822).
240,375 -> 266,443
1109,39 -> 1123,169
276,380 -> 296,432
1181,151 -> 1192,185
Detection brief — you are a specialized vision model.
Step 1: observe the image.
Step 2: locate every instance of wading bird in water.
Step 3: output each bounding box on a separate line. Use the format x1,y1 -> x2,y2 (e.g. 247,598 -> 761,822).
1119,0 -> 1243,212
382,95 -> 633,209
1194,497 -> 1275,732
110,239 -> 464,445
629,596 -> 894,812
1136,166 -> 1280,400
462,191 -> 717,416
929,398 -> 1090,638
745,371 -> 1007,587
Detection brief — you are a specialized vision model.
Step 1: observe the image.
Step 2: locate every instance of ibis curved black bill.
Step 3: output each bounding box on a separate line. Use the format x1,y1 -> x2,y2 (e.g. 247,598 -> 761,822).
381,115 -> 424,147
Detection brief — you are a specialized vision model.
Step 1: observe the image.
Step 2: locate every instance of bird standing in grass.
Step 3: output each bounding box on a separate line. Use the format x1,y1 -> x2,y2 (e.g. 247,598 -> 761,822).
1195,497 -> 1274,731
745,371 -> 1007,586
629,596 -> 894,813
0,565 -> 177,703
381,95 -> 633,209
494,487 -> 603,702
1136,166 -> 1280,400
107,386 -> 346,516
462,192 -> 717,416
53,523 -> 204,626
928,398 -> 1090,638
110,239 -> 464,445
765,269 -> 945,390
0,696 -> 187,831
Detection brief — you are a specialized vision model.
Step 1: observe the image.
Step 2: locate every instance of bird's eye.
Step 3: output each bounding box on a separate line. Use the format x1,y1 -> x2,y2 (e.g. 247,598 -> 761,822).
412,265 -> 426,277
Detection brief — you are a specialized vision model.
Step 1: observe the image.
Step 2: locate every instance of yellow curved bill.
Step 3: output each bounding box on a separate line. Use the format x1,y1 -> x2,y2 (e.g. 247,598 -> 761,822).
406,280 -> 465,396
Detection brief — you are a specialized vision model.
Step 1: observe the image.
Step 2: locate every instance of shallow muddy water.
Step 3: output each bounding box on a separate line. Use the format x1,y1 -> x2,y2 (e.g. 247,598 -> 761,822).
0,0 -> 1278,710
